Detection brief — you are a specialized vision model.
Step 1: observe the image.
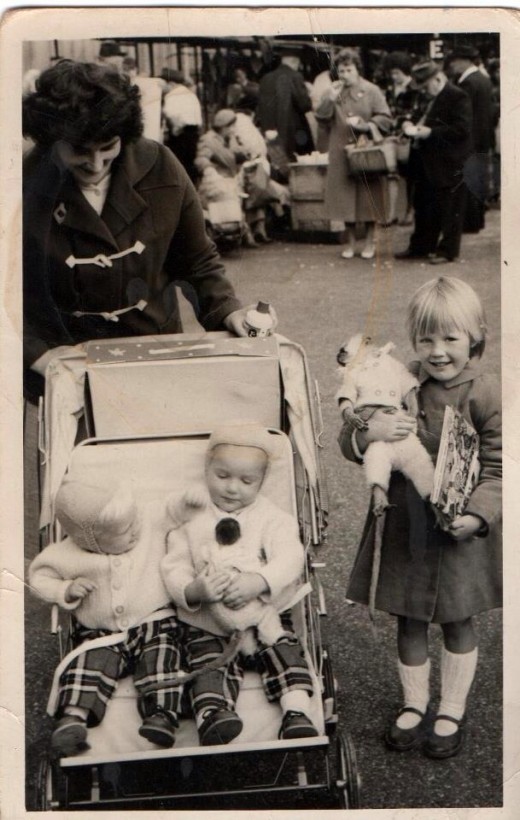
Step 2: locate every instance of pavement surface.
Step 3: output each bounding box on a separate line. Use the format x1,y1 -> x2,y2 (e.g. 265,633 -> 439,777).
24,209 -> 502,810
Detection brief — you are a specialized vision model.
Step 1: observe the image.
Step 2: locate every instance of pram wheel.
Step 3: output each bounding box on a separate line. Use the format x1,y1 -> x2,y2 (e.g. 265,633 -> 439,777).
35,756 -> 50,811
335,731 -> 361,809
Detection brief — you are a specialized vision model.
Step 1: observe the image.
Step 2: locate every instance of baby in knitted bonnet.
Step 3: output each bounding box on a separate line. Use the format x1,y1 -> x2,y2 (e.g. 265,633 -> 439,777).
29,480 -> 184,756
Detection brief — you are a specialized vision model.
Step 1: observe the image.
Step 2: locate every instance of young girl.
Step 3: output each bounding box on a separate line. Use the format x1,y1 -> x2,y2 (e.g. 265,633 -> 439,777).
338,276 -> 502,759
162,425 -> 318,746
29,481 -> 184,756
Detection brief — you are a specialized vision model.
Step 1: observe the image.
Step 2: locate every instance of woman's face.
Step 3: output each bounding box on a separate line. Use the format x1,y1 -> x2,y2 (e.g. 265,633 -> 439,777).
338,62 -> 360,86
54,136 -> 122,186
390,68 -> 408,85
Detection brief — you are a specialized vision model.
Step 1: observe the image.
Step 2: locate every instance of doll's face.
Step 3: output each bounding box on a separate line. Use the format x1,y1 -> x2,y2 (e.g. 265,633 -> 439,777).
54,136 -> 122,186
94,508 -> 141,555
414,328 -> 471,382
206,445 -> 267,513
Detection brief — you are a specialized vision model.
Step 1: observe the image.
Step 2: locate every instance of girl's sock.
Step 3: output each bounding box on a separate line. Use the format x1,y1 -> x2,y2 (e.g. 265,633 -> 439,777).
435,646 -> 478,736
280,689 -> 312,719
396,658 -> 431,729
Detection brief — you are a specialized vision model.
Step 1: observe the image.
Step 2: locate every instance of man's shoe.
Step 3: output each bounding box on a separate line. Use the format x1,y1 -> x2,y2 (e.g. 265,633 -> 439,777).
51,715 -> 88,757
394,249 -> 428,260
139,712 -> 177,748
279,710 -> 319,740
199,708 -> 243,746
423,715 -> 464,759
384,706 -> 427,751
429,255 -> 454,265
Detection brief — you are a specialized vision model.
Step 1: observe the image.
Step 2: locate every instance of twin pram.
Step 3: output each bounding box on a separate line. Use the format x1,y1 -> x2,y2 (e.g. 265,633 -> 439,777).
32,330 -> 360,810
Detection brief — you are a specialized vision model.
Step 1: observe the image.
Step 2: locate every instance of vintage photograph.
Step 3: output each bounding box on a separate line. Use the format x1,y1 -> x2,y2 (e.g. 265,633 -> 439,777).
1,6 -> 512,815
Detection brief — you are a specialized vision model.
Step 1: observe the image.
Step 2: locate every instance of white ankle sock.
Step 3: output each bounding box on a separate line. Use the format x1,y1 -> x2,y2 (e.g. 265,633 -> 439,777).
436,646 -> 478,736
63,706 -> 88,721
280,690 -> 312,719
396,658 -> 430,729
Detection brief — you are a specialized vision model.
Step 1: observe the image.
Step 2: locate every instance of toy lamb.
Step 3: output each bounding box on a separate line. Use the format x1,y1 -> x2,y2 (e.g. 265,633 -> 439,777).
336,333 -> 434,515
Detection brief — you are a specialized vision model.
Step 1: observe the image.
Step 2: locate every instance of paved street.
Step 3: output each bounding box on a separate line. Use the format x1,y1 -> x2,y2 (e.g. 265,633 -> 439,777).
24,208 -> 501,810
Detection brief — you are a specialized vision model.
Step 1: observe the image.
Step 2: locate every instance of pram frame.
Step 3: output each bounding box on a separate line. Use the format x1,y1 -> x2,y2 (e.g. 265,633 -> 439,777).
31,335 -> 359,811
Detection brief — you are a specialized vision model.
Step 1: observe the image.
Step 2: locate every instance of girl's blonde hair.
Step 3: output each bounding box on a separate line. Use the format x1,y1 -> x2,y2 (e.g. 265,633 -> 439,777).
407,276 -> 487,357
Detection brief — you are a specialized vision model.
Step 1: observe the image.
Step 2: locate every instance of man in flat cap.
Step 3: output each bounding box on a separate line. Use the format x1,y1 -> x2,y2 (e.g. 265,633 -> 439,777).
97,40 -> 127,72
396,60 -> 472,264
257,46 -> 314,161
449,44 -> 494,233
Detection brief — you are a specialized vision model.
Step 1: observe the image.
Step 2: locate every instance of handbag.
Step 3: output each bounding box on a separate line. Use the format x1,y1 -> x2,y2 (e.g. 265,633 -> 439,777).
344,122 -> 398,176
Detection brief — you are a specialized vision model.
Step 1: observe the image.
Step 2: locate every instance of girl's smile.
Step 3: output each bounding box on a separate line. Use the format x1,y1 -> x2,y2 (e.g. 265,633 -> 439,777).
415,329 -> 471,382
54,137 -> 122,186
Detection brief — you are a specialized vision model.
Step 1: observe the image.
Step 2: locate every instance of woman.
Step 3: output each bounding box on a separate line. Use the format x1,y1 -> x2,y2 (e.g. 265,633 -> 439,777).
22,61 -> 257,399
316,49 -> 393,260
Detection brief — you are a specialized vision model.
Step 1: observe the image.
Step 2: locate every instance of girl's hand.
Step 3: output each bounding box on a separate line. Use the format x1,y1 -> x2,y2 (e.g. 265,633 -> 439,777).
66,577 -> 97,602
449,514 -> 484,541
222,572 -> 268,609
365,408 -> 416,444
186,569 -> 231,604
223,304 -> 278,337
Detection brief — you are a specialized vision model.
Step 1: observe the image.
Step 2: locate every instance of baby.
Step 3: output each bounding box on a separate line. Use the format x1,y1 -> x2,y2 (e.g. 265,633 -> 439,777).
162,425 -> 319,746
29,480 -> 184,756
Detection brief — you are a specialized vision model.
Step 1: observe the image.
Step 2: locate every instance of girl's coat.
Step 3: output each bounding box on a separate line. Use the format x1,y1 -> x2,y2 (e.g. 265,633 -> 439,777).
339,359 -> 502,623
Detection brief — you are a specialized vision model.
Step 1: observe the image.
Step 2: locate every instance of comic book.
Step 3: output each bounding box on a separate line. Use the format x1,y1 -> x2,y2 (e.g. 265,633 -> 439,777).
431,406 -> 480,530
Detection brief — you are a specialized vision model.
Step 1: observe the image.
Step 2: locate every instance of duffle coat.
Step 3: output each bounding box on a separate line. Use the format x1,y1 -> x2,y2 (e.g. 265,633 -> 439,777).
23,138 -> 241,396
315,78 -> 393,224
339,359 -> 502,623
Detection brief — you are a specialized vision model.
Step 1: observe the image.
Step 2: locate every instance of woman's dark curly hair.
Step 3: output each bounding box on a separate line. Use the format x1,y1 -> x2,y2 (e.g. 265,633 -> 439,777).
22,60 -> 143,148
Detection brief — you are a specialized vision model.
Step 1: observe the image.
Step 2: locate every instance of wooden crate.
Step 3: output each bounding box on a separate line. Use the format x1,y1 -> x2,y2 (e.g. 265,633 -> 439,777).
289,163 -> 328,201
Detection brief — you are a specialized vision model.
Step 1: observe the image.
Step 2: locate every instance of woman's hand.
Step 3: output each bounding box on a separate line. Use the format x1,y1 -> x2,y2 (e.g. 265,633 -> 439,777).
65,577 -> 97,602
347,116 -> 370,133
223,304 -> 278,337
324,80 -> 343,102
449,514 -> 484,541
221,572 -> 268,609
185,568 -> 231,604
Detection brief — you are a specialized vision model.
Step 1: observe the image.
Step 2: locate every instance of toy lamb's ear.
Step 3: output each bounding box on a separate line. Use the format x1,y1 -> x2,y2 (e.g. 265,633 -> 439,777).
377,342 -> 396,356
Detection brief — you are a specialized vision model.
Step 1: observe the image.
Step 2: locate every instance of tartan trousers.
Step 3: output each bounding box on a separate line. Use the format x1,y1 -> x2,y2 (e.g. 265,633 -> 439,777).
184,612 -> 314,720
57,616 -> 182,726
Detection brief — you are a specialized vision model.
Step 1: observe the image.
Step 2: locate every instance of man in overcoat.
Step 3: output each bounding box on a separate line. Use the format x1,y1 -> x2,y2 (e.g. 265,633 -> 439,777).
448,44 -> 494,233
396,61 -> 472,264
257,47 -> 314,161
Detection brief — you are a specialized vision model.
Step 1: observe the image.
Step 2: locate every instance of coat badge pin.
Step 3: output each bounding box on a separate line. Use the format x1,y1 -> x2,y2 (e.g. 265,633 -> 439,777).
53,202 -> 67,224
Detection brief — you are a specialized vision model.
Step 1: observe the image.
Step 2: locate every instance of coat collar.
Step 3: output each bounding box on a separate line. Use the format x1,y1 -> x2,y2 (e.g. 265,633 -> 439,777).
414,357 -> 483,388
341,77 -> 370,101
28,139 -> 158,246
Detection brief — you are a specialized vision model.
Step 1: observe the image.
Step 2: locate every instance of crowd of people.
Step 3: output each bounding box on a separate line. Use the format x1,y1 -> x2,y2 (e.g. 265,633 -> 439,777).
22,39 -> 500,256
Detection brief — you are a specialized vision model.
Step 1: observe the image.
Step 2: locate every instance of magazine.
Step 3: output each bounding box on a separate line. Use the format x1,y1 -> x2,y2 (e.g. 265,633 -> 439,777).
431,406 -> 480,530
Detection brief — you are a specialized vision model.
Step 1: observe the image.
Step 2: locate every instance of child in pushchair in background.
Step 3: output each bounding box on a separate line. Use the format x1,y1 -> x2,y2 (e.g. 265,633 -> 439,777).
29,480 -> 184,757
162,425 -> 319,746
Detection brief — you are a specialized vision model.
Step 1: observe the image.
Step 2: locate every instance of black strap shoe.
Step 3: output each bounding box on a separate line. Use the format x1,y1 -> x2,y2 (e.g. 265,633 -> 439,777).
423,714 -> 464,759
385,706 -> 428,751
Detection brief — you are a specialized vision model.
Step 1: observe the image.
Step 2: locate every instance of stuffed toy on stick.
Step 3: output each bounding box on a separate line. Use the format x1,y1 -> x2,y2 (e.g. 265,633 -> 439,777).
336,334 -> 434,515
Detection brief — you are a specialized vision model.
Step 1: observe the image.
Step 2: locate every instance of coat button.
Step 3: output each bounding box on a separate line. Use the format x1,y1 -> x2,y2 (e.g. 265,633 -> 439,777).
120,619 -> 129,627
115,605 -> 124,614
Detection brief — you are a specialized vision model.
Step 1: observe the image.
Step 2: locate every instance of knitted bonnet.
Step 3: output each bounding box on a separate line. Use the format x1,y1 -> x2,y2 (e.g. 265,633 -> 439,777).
55,479 -> 115,552
206,424 -> 276,465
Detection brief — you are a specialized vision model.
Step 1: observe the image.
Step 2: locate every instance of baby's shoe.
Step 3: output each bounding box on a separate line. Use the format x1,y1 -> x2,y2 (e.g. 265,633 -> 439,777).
51,715 -> 88,757
198,708 -> 243,746
139,711 -> 177,748
279,710 -> 319,740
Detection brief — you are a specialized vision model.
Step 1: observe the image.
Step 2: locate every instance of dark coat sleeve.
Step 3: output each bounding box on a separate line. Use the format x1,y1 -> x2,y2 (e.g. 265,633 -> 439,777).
427,85 -> 472,147
146,146 -> 241,331
465,375 -> 502,529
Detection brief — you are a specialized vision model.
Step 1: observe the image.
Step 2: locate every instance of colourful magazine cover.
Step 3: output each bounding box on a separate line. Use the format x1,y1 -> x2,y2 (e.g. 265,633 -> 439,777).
431,406 -> 480,529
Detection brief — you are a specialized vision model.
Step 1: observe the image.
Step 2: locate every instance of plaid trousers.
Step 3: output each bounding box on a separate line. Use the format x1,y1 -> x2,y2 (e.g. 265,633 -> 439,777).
57,616 -> 182,726
184,612 -> 314,720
